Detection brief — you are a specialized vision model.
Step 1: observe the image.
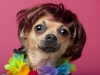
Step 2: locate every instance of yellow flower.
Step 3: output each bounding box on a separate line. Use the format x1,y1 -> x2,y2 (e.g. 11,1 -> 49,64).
70,64 -> 76,73
4,54 -> 30,75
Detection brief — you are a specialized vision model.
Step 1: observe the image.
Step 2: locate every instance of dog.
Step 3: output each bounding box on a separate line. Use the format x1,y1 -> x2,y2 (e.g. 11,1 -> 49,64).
16,3 -> 86,71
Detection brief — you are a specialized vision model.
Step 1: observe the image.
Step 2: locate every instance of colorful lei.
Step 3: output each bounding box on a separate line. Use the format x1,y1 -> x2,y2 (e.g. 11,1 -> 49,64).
2,49 -> 76,75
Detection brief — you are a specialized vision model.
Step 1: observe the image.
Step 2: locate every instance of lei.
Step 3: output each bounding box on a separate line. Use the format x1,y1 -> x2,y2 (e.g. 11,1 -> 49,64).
2,49 -> 76,75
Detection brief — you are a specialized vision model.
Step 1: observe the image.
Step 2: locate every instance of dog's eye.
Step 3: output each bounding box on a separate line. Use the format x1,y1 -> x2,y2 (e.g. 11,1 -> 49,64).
59,29 -> 69,36
35,24 -> 46,33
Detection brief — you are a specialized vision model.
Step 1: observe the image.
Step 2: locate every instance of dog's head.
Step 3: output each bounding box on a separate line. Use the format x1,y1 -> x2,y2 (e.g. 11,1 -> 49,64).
17,3 -> 86,61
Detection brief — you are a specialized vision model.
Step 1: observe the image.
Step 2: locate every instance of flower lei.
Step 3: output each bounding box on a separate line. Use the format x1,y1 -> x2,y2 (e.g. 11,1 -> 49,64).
2,49 -> 76,75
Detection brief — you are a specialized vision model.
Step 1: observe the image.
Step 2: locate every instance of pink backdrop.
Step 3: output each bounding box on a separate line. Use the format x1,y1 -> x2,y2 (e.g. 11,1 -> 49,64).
0,0 -> 100,75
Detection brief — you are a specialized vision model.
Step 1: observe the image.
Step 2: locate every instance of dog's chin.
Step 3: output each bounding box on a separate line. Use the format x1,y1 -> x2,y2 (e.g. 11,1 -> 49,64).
38,46 -> 59,53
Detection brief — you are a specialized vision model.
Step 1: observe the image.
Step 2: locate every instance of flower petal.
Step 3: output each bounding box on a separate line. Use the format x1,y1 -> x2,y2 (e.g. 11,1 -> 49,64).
38,65 -> 58,75
57,61 -> 72,75
17,65 -> 30,75
28,70 -> 38,75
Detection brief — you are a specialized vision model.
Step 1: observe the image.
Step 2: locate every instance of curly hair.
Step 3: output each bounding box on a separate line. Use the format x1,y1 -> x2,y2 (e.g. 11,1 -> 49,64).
17,3 -> 86,61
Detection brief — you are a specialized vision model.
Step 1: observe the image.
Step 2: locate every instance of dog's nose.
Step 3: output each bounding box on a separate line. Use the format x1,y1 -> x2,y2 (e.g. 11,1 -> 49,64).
46,34 -> 57,42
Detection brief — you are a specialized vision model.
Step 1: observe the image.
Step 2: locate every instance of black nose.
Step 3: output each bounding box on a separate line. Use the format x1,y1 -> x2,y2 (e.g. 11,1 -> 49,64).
46,34 -> 57,42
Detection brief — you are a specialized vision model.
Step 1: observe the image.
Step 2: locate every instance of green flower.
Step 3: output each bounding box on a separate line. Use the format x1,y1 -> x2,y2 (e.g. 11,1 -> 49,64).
4,54 -> 26,74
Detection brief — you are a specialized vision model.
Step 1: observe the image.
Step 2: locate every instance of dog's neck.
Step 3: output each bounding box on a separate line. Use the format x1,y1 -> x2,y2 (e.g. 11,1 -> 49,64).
26,48 -> 62,70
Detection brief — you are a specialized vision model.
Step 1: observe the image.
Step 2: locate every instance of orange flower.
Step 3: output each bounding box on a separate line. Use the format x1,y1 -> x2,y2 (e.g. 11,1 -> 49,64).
7,65 -> 30,75
17,65 -> 30,75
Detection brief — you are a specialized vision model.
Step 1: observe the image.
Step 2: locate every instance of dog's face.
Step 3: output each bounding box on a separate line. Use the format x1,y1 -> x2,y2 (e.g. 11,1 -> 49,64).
18,3 -> 86,62
26,16 -> 71,55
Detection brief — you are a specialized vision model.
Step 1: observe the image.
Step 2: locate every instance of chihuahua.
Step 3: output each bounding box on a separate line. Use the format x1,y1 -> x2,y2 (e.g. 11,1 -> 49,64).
16,3 -> 86,71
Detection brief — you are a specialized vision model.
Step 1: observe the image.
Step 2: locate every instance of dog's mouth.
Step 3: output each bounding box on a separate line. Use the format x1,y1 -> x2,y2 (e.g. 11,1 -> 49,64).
43,46 -> 57,53
38,45 -> 60,53
38,38 -> 61,53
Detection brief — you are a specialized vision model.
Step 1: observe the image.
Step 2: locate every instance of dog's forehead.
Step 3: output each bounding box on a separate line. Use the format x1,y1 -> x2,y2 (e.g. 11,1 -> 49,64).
34,16 -> 64,28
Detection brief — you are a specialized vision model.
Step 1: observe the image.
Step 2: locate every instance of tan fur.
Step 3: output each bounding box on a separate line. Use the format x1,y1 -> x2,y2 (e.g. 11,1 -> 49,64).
20,16 -> 72,70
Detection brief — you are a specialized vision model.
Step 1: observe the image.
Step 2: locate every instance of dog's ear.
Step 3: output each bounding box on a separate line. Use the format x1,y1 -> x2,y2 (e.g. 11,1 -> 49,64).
16,6 -> 45,48
16,6 -> 42,47
19,29 -> 29,49
63,20 -> 86,61
16,8 -> 34,49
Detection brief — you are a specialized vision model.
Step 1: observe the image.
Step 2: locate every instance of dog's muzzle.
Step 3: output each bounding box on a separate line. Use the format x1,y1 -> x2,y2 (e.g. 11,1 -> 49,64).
38,34 -> 61,53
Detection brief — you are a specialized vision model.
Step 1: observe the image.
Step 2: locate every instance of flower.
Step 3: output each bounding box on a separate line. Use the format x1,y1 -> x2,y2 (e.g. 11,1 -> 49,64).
16,65 -> 30,75
28,70 -> 38,75
4,53 -> 30,75
3,52 -> 76,75
38,65 -> 58,75
57,62 -> 71,75
57,59 -> 76,75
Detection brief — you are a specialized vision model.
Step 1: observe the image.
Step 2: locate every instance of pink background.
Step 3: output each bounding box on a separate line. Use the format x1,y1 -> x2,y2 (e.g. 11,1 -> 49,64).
0,0 -> 100,75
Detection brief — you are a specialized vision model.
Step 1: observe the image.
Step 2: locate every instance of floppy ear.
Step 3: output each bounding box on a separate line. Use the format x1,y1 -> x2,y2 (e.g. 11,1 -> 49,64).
16,9 -> 30,49
19,29 -> 29,49
63,20 -> 86,61
16,7 -> 38,49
